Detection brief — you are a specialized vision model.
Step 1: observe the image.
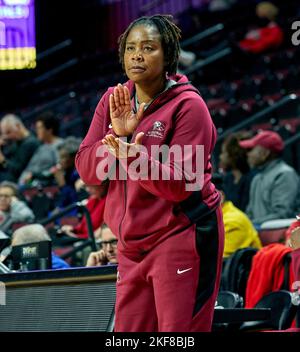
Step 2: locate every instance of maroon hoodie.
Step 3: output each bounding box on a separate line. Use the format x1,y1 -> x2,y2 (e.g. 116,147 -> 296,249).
75,74 -> 220,259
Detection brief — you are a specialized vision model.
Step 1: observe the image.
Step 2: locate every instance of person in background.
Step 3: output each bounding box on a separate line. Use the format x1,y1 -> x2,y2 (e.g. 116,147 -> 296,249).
219,132 -> 256,212
0,114 -> 40,182
213,173 -> 261,258
289,226 -> 300,282
0,224 -> 70,270
51,136 -> 81,211
239,2 -> 284,54
86,224 -> 117,267
19,111 -> 64,186
239,130 -> 299,227
0,181 -> 34,234
54,182 -> 107,245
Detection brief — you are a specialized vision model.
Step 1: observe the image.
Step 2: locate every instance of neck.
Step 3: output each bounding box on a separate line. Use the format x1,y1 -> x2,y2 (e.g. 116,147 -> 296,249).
135,76 -> 166,104
232,169 -> 242,183
45,135 -> 58,144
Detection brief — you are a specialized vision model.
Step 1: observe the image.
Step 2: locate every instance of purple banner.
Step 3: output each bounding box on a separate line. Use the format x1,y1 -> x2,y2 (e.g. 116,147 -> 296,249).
0,0 -> 35,49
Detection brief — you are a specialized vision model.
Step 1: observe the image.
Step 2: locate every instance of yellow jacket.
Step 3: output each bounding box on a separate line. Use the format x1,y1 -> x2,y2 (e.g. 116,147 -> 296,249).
222,201 -> 262,258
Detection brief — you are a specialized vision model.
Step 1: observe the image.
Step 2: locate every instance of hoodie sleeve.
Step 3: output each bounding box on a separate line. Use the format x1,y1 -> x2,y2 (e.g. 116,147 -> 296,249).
75,90 -> 117,185
121,94 -> 216,202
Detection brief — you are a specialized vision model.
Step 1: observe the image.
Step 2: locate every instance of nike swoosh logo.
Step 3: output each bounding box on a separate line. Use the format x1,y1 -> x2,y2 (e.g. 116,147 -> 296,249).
177,267 -> 192,275
109,123 -> 113,128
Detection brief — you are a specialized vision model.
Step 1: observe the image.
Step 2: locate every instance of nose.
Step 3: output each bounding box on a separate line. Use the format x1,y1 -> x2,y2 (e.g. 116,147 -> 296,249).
132,49 -> 143,61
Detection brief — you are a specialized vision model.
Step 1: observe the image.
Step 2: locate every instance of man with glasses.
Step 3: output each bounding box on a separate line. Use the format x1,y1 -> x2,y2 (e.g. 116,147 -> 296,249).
86,224 -> 118,267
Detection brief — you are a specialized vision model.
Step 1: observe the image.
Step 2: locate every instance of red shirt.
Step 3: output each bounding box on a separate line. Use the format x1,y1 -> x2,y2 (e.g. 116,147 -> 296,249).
239,23 -> 284,53
74,196 -> 106,239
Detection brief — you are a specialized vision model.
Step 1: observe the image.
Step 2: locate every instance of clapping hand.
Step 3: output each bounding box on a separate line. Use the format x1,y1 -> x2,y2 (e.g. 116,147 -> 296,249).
109,83 -> 145,136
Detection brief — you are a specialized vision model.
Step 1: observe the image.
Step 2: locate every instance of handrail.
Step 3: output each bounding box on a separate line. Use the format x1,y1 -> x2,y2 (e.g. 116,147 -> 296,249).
217,94 -> 299,143
37,39 -> 72,61
181,23 -> 225,49
33,58 -> 79,85
39,201 -> 97,252
284,131 -> 300,147
21,91 -> 76,121
183,47 -> 231,75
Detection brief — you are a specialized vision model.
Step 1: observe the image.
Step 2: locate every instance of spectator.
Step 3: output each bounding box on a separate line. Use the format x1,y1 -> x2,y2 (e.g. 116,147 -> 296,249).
53,182 -> 107,247
288,226 -> 300,282
219,132 -> 256,212
86,224 -> 117,267
0,181 -> 34,234
0,114 -> 40,182
2,224 -> 70,269
19,111 -> 64,186
213,174 -> 261,258
239,130 -> 299,226
239,2 -> 284,54
51,136 -> 81,210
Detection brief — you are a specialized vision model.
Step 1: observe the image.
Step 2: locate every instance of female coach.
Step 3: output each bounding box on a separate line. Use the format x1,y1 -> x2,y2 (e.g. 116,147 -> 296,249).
75,14 -> 224,332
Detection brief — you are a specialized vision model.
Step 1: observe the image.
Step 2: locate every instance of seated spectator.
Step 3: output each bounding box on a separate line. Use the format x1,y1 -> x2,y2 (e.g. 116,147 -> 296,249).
86,224 -> 117,267
0,114 -> 40,182
0,181 -> 34,234
239,131 -> 299,227
51,136 -> 81,211
213,174 -> 261,258
239,2 -> 284,54
55,182 -> 107,245
285,218 -> 300,244
19,111 -> 64,186
0,224 -> 69,270
219,132 -> 256,212
288,226 -> 300,282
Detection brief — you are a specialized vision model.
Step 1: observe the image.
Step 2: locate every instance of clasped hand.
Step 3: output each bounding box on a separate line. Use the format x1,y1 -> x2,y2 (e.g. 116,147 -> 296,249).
104,83 -> 145,158
102,133 -> 144,159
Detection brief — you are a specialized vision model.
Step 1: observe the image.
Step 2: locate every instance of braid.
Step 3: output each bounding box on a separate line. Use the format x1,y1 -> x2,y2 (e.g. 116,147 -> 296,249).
118,14 -> 181,75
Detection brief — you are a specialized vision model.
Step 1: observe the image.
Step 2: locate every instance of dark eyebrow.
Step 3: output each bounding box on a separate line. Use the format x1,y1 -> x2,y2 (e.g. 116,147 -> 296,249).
126,40 -> 158,45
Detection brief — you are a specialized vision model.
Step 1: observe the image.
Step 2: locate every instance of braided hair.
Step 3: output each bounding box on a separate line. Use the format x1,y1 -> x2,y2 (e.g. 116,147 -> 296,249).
118,14 -> 181,75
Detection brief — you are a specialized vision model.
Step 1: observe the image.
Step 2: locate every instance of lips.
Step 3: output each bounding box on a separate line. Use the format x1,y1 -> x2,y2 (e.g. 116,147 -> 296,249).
130,66 -> 146,73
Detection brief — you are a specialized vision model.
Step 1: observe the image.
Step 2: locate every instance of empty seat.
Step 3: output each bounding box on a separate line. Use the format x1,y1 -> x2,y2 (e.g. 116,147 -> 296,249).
240,290 -> 298,331
216,291 -> 244,308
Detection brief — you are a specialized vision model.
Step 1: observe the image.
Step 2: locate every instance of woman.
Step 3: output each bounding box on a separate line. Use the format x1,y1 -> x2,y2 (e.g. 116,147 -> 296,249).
76,15 -> 224,332
219,132 -> 256,212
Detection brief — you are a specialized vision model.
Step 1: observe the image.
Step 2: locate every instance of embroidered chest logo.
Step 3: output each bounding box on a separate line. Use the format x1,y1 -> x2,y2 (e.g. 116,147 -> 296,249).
146,121 -> 166,139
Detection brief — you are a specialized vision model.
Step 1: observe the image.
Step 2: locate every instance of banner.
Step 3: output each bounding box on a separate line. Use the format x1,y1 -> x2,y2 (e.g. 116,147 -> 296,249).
0,0 -> 36,70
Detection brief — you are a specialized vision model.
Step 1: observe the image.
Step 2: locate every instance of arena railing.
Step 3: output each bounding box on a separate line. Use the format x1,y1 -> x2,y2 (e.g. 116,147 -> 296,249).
217,93 -> 299,143
181,23 -> 225,49
182,47 -> 232,75
36,39 -> 73,61
21,91 -> 77,123
39,201 -> 97,260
